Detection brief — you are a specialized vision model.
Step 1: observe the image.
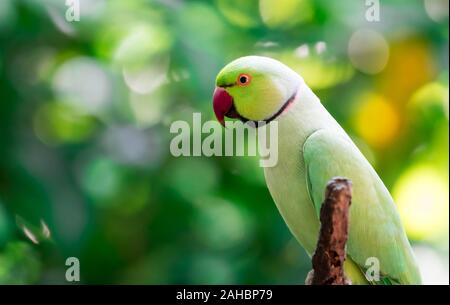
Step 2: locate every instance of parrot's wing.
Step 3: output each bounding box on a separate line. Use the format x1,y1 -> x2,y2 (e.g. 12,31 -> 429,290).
303,129 -> 421,284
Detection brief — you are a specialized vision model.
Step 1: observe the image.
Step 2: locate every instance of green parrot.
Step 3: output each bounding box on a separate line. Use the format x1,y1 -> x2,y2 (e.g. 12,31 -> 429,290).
212,56 -> 421,285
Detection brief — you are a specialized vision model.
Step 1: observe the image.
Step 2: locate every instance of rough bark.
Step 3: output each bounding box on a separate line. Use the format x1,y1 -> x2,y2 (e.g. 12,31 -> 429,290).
306,177 -> 352,285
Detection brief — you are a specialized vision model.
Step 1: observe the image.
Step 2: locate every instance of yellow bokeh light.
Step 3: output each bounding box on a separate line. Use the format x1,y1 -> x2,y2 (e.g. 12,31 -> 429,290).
259,0 -> 313,29
379,39 -> 434,105
393,165 -> 449,242
217,0 -> 260,28
409,82 -> 449,117
273,51 -> 355,90
353,94 -> 400,149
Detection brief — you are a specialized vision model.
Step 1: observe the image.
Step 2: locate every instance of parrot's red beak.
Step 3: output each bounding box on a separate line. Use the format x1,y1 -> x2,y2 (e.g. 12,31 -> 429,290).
213,87 -> 239,126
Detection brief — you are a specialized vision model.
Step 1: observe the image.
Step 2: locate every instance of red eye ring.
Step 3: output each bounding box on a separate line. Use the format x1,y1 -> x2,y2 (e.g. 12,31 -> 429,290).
237,73 -> 252,86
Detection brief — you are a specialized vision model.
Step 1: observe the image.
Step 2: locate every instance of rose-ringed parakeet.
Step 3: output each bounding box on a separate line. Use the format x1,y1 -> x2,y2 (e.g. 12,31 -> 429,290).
212,56 -> 421,285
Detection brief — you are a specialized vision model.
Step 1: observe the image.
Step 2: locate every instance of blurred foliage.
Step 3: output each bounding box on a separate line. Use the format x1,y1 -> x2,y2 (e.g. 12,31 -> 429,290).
0,0 -> 448,284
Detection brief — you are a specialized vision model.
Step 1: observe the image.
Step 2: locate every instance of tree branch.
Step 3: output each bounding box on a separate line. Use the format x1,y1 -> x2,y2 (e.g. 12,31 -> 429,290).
306,177 -> 352,285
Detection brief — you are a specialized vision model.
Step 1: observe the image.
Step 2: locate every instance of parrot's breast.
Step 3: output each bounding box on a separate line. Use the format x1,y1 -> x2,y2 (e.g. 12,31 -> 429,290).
262,85 -> 345,255
263,124 -> 319,254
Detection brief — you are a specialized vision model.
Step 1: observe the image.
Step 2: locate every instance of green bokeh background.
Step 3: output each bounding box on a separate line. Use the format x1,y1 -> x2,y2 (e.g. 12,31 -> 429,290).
0,0 -> 448,284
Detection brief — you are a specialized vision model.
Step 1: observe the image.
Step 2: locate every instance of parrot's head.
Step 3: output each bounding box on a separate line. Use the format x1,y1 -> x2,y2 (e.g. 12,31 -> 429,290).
213,56 -> 302,126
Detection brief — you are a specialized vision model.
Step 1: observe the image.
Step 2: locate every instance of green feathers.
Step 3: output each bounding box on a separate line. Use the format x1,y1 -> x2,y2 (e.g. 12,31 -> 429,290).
304,129 -> 421,284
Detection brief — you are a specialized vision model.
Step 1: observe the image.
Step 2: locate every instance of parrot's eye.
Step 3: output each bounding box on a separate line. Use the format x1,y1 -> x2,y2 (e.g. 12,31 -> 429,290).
237,74 -> 251,86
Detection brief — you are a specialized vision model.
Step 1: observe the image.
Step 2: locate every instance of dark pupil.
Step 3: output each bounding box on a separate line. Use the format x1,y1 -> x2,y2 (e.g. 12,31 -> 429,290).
240,76 -> 247,83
